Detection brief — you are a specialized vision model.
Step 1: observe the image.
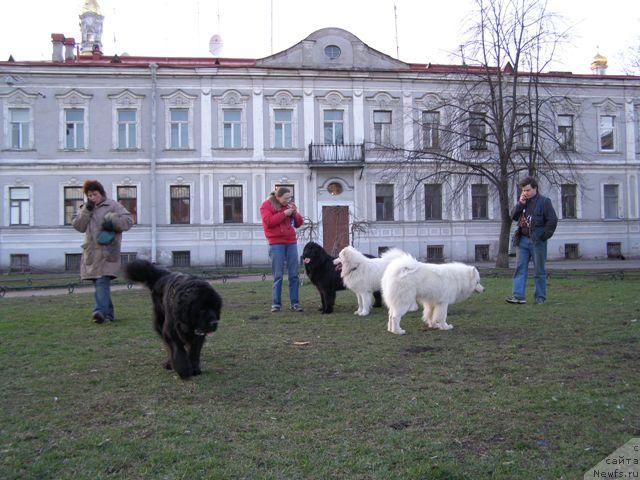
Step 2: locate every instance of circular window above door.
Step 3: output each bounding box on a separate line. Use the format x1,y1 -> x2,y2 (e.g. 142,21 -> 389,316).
327,182 -> 343,195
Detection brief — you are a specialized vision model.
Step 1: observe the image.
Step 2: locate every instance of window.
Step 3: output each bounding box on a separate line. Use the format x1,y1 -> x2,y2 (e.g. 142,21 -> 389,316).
9,187 -> 29,225
117,109 -> 137,149
607,242 -> 622,259
65,108 -> 85,149
274,184 -> 295,201
324,45 -> 341,60
469,112 -> 487,150
225,250 -> 243,267
375,184 -> 394,221
564,244 -> 579,259
9,108 -> 30,149
471,184 -> 488,219
10,254 -> 29,273
558,114 -> 574,151
373,110 -> 391,145
170,185 -> 190,224
64,186 -> 84,225
117,186 -> 137,224
274,109 -> 293,148
377,246 -> 390,256
323,110 -> 344,144
170,108 -> 189,149
603,184 -> 619,219
515,114 -> 530,150
561,184 -> 577,219
172,251 -> 191,268
65,253 -> 82,272
427,245 -> 444,263
120,252 -> 137,266
475,245 -> 490,262
422,111 -> 439,149
424,184 -> 443,220
223,185 -> 243,223
223,109 -> 242,148
599,115 -> 615,151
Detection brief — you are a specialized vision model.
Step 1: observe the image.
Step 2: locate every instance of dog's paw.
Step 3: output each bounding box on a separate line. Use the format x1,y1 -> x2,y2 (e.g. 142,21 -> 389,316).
388,328 -> 406,335
439,324 -> 454,330
192,368 -> 202,376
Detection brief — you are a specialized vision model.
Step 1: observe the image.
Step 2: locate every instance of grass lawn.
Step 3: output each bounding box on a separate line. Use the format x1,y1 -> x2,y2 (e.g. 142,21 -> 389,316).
1,275 -> 639,479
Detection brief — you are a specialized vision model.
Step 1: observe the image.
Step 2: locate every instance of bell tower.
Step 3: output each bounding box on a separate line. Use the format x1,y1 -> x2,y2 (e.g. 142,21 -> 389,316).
79,0 -> 104,54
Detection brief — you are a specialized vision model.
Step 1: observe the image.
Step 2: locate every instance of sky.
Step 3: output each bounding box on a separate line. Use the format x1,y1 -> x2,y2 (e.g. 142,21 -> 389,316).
1,0 -> 639,74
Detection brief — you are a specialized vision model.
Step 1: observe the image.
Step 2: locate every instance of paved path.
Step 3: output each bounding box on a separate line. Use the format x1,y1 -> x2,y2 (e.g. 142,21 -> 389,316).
2,260 -> 639,299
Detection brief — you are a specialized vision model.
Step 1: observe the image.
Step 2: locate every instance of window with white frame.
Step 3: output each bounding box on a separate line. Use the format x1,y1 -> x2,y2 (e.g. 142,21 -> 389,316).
10,187 -> 30,225
424,184 -> 443,220
223,109 -> 242,148
170,185 -> 190,224
65,108 -> 85,149
274,109 -> 293,148
558,114 -> 574,151
603,184 -> 619,219
9,108 -> 30,149
117,109 -> 137,149
324,110 -> 344,144
170,108 -> 189,149
561,184 -> 577,219
599,115 -> 615,151
162,90 -> 196,150
422,111 -> 440,149
373,110 -> 391,145
222,185 -> 243,223
64,186 -> 83,225
117,186 -> 137,224
375,184 -> 394,221
471,184 -> 489,219
515,113 -> 531,150
274,184 -> 295,201
469,112 -> 487,150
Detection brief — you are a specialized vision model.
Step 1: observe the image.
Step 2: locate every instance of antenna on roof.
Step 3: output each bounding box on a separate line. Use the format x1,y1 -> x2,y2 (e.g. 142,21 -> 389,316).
208,0 -> 223,57
270,0 -> 274,55
394,2 -> 400,59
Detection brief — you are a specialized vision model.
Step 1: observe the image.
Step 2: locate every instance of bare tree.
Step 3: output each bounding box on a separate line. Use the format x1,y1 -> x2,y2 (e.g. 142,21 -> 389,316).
378,0 -> 576,268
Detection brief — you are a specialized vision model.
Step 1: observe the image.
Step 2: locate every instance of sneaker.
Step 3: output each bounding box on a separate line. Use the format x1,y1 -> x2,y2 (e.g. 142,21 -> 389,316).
534,297 -> 545,305
505,296 -> 526,304
92,311 -> 106,324
271,306 -> 281,313
290,304 -> 304,312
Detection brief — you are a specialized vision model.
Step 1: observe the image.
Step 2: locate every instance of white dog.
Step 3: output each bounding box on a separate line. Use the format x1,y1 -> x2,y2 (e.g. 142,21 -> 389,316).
382,254 -> 484,335
333,246 -> 407,316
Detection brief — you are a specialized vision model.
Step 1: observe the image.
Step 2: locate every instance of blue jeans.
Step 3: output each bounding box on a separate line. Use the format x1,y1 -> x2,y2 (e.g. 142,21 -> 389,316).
93,276 -> 114,320
512,235 -> 547,301
269,244 -> 300,308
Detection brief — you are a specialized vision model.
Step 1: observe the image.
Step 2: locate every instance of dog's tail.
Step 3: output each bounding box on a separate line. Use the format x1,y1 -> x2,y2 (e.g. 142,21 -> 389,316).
381,254 -> 419,308
380,247 -> 406,262
124,260 -> 169,289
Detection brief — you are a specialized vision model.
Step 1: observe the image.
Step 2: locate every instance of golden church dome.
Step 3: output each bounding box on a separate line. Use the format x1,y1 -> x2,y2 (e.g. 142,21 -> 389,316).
591,52 -> 608,68
82,0 -> 102,16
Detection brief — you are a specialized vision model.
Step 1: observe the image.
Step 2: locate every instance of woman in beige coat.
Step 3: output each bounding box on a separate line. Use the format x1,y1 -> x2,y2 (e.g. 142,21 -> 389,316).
72,180 -> 133,324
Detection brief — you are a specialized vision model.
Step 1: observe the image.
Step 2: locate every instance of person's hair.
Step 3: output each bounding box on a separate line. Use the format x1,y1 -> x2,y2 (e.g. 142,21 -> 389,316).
519,176 -> 538,190
83,179 -> 106,197
267,186 -> 291,210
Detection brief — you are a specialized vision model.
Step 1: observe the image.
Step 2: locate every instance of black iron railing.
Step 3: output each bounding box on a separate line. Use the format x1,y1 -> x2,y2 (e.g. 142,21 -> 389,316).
308,142 -> 365,166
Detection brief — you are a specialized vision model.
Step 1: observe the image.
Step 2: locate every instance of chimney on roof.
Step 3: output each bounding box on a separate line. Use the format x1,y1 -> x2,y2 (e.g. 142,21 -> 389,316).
64,38 -> 76,62
51,34 -> 65,62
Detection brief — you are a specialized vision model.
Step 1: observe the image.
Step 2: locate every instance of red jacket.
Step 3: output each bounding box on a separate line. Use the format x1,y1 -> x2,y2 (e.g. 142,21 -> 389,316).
260,199 -> 303,245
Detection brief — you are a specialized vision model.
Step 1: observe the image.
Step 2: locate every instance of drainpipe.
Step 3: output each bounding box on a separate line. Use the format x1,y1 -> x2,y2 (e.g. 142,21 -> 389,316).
150,63 -> 158,263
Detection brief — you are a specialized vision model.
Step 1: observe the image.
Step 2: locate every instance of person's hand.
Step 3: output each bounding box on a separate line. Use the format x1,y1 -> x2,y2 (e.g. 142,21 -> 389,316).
519,193 -> 527,205
284,208 -> 294,217
84,200 -> 95,211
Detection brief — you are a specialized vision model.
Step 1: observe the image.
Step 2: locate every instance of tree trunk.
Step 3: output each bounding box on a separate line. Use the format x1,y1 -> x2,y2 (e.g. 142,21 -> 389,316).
495,183 -> 513,268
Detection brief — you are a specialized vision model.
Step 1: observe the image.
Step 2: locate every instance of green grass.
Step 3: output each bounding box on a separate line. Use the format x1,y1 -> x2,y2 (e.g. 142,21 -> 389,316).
1,276 -> 639,479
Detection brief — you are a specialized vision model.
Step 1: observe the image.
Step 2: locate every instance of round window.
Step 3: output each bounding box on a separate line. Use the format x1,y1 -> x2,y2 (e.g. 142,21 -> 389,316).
327,182 -> 343,196
324,45 -> 341,60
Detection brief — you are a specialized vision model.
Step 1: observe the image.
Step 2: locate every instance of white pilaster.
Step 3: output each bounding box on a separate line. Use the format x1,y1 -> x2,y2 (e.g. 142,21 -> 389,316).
402,90 -> 414,152
353,87 -> 364,144
200,90 -> 212,158
303,87 -> 314,148
252,88 -> 264,160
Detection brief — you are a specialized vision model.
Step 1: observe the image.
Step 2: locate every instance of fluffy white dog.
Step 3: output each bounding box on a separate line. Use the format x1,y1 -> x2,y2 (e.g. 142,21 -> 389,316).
333,246 -> 407,316
382,254 -> 484,335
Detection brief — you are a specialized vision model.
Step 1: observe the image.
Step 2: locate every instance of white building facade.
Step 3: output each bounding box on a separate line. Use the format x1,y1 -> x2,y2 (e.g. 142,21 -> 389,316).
1,27 -> 639,271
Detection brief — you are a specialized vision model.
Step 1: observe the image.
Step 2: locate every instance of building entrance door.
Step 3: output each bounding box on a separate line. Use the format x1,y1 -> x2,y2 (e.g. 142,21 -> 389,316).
322,205 -> 349,257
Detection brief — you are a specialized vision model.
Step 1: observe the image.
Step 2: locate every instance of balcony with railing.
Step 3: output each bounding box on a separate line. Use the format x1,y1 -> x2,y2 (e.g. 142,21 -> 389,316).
308,142 -> 365,167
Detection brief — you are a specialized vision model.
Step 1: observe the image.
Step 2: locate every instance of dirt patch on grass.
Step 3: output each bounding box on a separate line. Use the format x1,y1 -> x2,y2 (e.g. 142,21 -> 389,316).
402,345 -> 442,355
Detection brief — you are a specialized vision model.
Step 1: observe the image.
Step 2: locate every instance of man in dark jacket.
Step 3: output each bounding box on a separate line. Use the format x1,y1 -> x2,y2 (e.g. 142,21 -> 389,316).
506,176 -> 558,305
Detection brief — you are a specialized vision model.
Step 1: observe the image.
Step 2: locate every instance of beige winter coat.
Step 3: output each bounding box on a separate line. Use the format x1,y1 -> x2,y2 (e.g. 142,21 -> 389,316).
71,198 -> 133,280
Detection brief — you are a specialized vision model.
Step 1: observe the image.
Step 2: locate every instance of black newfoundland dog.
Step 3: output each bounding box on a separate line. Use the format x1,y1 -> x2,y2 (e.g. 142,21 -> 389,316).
302,241 -> 382,314
125,260 -> 222,379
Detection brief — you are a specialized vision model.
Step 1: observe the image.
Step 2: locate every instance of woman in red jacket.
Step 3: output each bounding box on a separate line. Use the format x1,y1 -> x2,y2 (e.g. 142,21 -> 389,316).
260,187 -> 304,313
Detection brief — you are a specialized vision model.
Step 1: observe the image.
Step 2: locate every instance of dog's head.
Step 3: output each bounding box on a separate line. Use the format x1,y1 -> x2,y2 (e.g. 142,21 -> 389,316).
333,246 -> 358,270
472,267 -> 485,294
302,241 -> 324,265
192,288 -> 222,336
